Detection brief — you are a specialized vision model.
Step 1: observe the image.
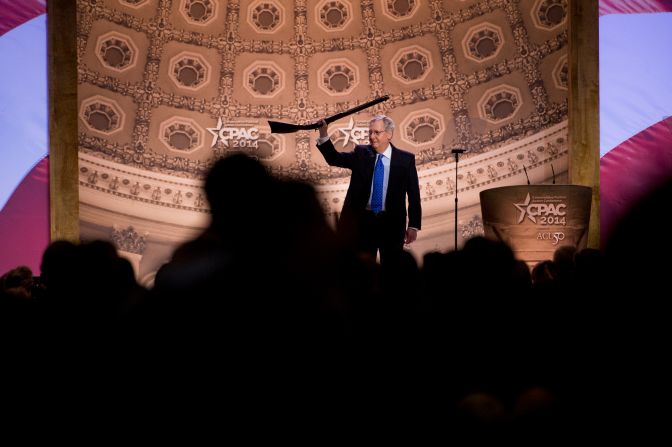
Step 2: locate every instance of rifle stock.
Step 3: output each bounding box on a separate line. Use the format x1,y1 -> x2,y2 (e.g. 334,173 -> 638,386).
268,95 -> 390,134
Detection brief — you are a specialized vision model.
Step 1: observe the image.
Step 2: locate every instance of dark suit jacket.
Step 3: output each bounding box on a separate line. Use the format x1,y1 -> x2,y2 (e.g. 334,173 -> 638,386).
317,139 -> 422,233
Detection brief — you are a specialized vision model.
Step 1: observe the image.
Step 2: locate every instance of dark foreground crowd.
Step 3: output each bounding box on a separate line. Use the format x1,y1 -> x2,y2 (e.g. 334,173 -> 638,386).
1,154 -> 668,442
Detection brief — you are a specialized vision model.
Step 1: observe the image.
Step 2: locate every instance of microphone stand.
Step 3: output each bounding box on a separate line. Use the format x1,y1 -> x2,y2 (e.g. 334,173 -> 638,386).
452,149 -> 466,251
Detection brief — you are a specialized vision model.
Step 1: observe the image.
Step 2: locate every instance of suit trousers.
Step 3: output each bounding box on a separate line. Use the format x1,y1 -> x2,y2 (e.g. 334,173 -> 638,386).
353,210 -> 405,268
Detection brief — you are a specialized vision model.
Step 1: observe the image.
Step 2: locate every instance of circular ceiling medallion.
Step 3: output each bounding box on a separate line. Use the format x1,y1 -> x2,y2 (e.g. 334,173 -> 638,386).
251,131 -> 285,161
391,45 -> 433,84
532,0 -> 568,30
80,95 -> 126,135
159,117 -> 205,153
552,54 -> 568,90
318,58 -> 359,96
169,51 -> 212,90
180,0 -> 219,26
95,31 -> 139,72
243,61 -> 286,98
462,23 -> 504,63
248,0 -> 285,33
315,0 -> 353,31
477,85 -> 523,123
400,109 -> 445,147
381,0 -> 419,21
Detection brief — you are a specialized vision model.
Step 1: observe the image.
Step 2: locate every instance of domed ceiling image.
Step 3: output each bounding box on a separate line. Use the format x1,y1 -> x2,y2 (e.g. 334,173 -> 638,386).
77,0 -> 568,283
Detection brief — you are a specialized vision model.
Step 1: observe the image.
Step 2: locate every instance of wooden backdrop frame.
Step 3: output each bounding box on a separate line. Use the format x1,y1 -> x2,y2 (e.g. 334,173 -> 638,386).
569,0 -> 600,248
49,0 -> 78,242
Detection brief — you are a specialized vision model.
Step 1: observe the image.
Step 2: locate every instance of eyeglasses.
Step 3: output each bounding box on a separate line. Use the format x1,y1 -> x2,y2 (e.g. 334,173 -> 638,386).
369,130 -> 388,136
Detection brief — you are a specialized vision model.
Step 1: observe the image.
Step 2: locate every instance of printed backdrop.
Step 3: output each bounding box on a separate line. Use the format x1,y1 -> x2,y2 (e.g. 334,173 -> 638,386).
76,0 -> 570,284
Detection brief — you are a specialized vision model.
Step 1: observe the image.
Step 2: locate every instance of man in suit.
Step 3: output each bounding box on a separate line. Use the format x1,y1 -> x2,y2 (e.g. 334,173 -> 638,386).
316,115 -> 421,268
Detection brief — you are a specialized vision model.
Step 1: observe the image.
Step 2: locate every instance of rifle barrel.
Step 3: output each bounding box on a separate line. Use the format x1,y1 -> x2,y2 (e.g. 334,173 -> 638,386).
268,95 -> 390,134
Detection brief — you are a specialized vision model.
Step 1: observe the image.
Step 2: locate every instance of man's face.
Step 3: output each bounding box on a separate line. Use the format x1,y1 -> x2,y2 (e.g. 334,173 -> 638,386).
368,120 -> 392,153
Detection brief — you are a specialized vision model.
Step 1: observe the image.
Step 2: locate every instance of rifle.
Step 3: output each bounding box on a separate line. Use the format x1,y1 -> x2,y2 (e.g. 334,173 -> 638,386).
268,95 -> 390,134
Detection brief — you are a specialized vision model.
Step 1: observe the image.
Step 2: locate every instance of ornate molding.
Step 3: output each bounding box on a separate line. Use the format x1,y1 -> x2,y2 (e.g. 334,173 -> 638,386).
111,225 -> 147,254
78,152 -> 209,213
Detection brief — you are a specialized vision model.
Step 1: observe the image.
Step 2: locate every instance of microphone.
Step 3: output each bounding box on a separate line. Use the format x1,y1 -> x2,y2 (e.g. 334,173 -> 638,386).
522,165 -> 530,185
551,163 -> 556,185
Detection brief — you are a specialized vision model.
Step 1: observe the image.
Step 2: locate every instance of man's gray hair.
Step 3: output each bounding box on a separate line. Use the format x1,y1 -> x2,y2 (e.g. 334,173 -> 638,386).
370,115 -> 395,133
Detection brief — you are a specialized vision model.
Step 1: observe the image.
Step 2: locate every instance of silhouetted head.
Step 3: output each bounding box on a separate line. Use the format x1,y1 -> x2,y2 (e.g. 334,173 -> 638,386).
1,266 -> 33,300
40,240 -> 78,290
552,245 -> 576,275
204,153 -> 273,230
531,260 -> 556,287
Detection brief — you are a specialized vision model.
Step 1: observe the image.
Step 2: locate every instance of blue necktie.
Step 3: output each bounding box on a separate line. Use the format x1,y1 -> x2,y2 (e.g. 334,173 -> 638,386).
371,154 -> 384,214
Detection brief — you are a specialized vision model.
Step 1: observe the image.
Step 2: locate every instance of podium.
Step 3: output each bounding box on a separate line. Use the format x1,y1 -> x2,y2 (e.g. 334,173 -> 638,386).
479,185 -> 592,264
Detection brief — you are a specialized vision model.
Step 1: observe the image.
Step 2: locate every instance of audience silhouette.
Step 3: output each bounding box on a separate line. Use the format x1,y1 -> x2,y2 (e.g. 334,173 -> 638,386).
5,153 -> 667,439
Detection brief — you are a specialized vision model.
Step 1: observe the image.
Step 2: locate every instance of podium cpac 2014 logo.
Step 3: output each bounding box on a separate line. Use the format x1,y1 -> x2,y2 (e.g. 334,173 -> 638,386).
513,193 -> 567,225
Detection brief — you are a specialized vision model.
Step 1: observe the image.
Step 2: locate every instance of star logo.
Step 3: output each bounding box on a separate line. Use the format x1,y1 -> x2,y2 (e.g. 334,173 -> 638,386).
338,118 -> 367,146
207,118 -> 227,147
514,193 -> 535,223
